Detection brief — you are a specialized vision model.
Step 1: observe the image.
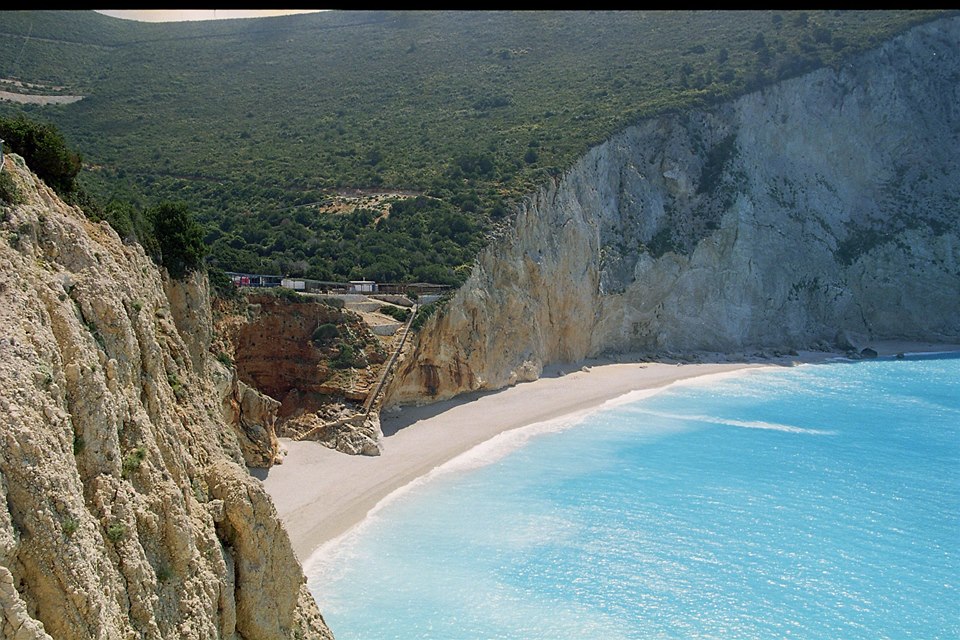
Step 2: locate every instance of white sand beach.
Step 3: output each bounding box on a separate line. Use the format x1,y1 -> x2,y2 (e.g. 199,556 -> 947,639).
258,341 -> 959,563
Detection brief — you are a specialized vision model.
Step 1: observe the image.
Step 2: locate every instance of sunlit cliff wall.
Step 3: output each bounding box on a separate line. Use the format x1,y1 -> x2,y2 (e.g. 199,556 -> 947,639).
389,17 -> 960,403
0,155 -> 332,639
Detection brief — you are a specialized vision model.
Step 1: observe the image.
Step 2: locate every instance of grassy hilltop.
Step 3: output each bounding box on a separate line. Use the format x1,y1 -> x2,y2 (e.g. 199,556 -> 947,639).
0,10 -> 947,283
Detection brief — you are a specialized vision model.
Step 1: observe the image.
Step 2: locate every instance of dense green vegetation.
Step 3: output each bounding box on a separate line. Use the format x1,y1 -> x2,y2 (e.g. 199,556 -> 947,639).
0,10 -> 950,284
0,114 -> 81,193
379,305 -> 411,322
149,201 -> 207,279
0,113 -> 206,280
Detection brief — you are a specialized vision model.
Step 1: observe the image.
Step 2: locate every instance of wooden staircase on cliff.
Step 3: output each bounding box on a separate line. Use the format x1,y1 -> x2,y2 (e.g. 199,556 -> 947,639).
293,303 -> 417,441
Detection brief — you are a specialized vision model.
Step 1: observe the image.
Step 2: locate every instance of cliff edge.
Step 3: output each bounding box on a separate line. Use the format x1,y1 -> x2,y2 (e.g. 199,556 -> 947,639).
388,17 -> 960,403
0,154 -> 332,638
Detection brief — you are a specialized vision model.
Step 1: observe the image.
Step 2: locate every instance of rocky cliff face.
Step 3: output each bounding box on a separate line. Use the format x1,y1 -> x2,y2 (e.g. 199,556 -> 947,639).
213,293 -> 390,456
0,155 -> 332,638
388,17 -> 960,404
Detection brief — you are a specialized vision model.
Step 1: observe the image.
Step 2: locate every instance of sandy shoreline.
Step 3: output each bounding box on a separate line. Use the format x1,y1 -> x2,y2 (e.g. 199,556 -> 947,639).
257,341 -> 959,564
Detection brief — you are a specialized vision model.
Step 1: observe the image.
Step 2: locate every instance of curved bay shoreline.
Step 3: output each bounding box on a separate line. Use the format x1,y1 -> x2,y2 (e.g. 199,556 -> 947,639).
258,341 -> 960,566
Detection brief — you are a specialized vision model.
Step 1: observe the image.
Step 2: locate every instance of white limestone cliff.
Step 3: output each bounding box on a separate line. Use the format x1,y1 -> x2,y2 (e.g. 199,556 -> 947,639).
388,17 -> 960,403
0,154 -> 332,639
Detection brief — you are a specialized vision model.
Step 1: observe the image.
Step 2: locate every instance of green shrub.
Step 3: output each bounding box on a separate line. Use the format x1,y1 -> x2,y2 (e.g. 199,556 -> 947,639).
38,366 -> 53,389
411,302 -> 437,331
208,266 -> 240,300
333,342 -> 357,369
98,200 -> 137,241
148,202 -> 206,280
0,114 -> 81,195
268,286 -> 304,303
106,521 -> 127,543
697,134 -> 737,194
0,171 -> 22,204
312,322 -> 340,345
121,446 -> 147,478
0,11 -> 937,290
155,564 -> 172,583
166,372 -> 186,401
379,305 -> 411,322
63,517 -> 78,538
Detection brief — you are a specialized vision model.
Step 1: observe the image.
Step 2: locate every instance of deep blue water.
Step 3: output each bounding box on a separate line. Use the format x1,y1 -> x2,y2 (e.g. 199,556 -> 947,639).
307,356 -> 960,639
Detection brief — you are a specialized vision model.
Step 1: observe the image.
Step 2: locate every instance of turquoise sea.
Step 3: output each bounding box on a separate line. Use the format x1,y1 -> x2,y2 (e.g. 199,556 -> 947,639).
307,355 -> 960,639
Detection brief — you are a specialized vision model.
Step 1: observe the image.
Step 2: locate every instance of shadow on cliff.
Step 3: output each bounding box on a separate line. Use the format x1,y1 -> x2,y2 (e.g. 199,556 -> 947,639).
379,358 -> 610,436
381,388 -> 500,436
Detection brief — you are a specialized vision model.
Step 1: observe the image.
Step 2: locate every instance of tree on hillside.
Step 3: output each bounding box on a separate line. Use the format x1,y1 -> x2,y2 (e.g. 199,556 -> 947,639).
148,201 -> 207,280
0,115 -> 82,195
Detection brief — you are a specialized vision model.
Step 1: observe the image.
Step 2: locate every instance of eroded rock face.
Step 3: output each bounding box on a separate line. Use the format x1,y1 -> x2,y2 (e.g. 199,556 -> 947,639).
0,155 -> 333,638
215,293 -> 386,455
388,17 -> 960,404
228,296 -> 353,403
211,360 -> 283,468
283,412 -> 383,456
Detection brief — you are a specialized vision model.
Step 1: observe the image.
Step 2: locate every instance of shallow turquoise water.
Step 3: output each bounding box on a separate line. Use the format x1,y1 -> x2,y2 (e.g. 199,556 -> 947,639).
307,355 -> 960,639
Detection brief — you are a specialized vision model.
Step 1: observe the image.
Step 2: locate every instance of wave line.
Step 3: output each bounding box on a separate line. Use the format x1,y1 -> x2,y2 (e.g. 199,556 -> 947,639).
629,408 -> 836,435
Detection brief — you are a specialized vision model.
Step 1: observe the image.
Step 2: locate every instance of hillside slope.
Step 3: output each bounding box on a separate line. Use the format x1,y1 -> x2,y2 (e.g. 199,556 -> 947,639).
388,16 -> 960,403
0,10 -> 946,283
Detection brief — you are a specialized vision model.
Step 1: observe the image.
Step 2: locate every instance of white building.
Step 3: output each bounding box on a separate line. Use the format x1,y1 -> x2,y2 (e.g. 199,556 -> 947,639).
281,278 -> 306,290
349,280 -> 377,294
